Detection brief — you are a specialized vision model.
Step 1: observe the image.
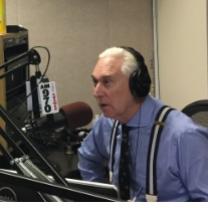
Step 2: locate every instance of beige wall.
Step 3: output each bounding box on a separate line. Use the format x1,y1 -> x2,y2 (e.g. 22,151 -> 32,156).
5,0 -> 154,116
155,0 -> 208,110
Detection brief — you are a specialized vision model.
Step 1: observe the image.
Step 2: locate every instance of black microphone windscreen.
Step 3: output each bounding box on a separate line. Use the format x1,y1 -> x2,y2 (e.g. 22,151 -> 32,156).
60,102 -> 93,129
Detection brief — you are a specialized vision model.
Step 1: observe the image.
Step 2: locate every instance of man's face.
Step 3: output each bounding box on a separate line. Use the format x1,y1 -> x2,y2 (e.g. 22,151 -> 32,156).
91,56 -> 139,123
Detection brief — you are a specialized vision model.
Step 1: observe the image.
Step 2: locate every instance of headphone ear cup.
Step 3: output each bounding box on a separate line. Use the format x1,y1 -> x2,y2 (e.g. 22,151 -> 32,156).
129,67 -> 151,98
129,70 -> 140,99
119,46 -> 151,98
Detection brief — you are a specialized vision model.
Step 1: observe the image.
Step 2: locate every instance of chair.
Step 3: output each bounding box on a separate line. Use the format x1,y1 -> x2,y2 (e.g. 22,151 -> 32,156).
182,99 -> 208,127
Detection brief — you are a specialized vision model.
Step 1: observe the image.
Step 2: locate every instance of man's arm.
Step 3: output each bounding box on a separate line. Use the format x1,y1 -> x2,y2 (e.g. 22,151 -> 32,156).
78,122 -> 110,183
179,128 -> 208,201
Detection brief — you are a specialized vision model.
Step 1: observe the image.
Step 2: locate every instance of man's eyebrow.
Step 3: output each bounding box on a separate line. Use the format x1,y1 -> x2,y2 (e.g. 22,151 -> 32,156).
91,75 -> 97,82
91,75 -> 113,81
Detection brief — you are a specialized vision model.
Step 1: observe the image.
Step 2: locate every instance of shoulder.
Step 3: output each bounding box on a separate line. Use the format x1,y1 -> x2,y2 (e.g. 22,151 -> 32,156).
79,115 -> 115,158
165,109 -> 208,144
167,109 -> 203,130
92,115 -> 115,133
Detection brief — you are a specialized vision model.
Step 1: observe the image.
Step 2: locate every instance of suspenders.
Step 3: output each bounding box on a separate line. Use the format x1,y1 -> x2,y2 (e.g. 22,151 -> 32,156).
145,106 -> 174,202
109,120 -> 120,183
109,105 -> 174,201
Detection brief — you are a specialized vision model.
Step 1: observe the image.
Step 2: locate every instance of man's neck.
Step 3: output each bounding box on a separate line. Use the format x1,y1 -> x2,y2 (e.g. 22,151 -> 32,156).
119,98 -> 144,124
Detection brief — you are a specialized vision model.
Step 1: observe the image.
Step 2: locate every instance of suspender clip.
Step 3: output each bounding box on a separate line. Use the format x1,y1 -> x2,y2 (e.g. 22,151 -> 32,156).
109,171 -> 113,183
145,194 -> 158,202
154,121 -> 164,126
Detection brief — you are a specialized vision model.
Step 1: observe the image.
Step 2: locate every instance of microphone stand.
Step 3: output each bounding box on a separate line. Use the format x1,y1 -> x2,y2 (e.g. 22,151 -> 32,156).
0,107 -> 67,201
0,105 -> 68,187
0,51 -> 69,201
0,48 -> 68,185
0,123 -> 119,201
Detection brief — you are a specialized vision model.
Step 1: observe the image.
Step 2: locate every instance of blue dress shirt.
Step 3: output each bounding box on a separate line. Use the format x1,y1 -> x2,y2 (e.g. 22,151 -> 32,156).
78,95 -> 208,201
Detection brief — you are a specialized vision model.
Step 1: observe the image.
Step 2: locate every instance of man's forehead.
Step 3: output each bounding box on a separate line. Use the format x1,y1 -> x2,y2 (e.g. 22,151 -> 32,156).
92,66 -> 123,80
91,71 -> 118,81
92,57 -> 123,76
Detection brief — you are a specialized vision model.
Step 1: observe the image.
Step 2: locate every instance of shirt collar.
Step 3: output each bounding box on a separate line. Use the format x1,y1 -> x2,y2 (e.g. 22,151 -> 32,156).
127,95 -> 164,128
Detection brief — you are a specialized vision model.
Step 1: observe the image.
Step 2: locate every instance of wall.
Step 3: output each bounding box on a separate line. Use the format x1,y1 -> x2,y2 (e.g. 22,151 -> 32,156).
155,0 -> 208,110
5,0 -> 154,116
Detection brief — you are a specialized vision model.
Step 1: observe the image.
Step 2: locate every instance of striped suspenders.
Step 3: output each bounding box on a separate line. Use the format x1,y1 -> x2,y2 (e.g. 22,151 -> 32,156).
109,120 -> 120,183
109,105 -> 174,201
145,106 -> 174,202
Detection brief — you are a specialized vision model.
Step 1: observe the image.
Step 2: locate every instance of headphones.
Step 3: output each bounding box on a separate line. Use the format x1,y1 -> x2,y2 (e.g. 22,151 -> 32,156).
120,46 -> 151,99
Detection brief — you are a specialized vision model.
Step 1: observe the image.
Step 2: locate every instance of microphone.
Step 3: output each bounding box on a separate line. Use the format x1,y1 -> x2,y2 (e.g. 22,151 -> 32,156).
30,101 -> 93,131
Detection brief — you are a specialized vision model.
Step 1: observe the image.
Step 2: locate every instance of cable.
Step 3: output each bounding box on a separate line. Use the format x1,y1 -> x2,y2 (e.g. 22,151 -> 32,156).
32,46 -> 51,80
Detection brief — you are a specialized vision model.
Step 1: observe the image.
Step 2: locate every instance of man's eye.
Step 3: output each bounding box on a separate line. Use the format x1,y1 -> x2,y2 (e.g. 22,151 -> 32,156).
103,79 -> 112,87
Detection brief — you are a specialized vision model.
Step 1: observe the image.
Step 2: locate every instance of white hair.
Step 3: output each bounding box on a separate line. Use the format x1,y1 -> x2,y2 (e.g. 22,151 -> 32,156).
98,47 -> 138,77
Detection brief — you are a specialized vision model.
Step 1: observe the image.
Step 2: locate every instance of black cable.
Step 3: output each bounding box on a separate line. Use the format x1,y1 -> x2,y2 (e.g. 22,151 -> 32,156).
31,46 -> 51,80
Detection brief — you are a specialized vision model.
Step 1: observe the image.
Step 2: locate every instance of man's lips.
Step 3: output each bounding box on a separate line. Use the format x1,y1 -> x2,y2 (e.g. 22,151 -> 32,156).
99,103 -> 108,108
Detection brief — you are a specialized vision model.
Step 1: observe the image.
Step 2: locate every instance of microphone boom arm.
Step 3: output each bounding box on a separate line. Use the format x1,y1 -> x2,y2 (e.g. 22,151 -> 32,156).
0,48 -> 41,79
0,104 -> 68,187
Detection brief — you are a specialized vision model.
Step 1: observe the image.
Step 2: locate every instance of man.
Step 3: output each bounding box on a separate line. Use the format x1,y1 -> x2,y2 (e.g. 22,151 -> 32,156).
78,46 -> 208,201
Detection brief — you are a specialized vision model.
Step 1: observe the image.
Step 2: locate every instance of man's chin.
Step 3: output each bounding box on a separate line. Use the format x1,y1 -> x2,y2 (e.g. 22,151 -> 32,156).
99,106 -> 116,118
102,111 -> 114,119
